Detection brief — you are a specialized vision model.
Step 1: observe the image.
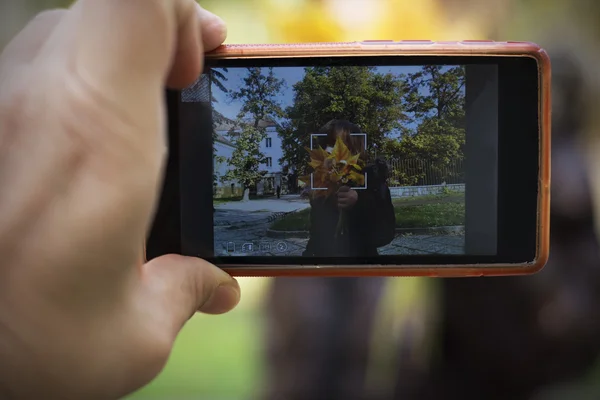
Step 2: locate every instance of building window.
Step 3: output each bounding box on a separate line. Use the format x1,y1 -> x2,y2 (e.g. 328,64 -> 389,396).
266,157 -> 273,167
266,137 -> 272,148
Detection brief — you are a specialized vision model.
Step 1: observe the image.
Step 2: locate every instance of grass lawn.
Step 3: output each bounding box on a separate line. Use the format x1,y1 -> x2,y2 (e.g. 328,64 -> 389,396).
270,208 -> 311,231
392,191 -> 464,205
393,202 -> 464,228
270,193 -> 465,231
125,279 -> 268,400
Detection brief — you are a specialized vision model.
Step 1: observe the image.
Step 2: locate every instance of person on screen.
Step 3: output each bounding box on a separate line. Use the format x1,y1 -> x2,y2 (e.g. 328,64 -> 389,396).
302,119 -> 396,257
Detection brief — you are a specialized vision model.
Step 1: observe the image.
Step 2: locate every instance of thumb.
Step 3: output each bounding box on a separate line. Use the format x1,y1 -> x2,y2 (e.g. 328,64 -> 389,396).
143,255 -> 241,331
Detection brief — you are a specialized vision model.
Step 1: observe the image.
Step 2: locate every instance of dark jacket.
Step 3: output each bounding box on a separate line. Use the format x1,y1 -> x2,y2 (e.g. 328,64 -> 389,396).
303,164 -> 396,257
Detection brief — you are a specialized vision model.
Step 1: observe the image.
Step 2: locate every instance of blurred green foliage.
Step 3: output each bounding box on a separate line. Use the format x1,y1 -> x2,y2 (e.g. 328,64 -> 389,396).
126,306 -> 266,399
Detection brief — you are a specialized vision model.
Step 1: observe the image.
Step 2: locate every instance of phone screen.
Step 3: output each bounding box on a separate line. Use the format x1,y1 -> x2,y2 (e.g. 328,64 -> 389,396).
181,62 -> 499,259
168,54 -> 540,267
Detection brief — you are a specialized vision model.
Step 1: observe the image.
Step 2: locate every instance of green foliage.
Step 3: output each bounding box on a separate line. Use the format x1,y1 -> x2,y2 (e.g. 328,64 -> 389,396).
398,118 -> 464,161
210,68 -> 229,186
126,312 -> 264,399
384,65 -> 466,185
270,209 -> 312,231
279,65 -> 466,183
209,68 -> 229,103
223,125 -> 269,188
230,67 -> 286,124
439,186 -> 453,196
270,194 -> 465,231
394,202 -> 465,228
280,66 -> 406,174
403,65 -> 466,122
223,68 -> 285,189
393,191 -> 464,204
213,153 -> 227,188
398,66 -> 466,157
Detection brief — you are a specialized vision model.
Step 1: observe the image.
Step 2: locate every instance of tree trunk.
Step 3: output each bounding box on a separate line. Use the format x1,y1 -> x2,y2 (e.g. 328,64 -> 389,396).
242,187 -> 250,202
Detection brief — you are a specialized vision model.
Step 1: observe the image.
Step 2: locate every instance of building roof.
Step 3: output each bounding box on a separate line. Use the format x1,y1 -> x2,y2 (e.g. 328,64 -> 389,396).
213,110 -> 234,130
255,118 -> 279,129
214,121 -> 237,132
214,132 -> 235,147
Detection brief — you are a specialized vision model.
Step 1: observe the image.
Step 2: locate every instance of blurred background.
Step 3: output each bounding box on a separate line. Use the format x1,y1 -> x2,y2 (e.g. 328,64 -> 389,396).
3,0 -> 600,399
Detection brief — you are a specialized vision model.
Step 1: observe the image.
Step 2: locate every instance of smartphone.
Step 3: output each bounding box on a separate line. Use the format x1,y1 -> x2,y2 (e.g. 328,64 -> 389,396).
146,41 -> 551,278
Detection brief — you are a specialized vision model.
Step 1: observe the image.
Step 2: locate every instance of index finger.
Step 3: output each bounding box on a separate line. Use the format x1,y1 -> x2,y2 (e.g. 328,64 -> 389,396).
0,10 -> 65,79
46,0 -> 225,108
167,3 -> 227,88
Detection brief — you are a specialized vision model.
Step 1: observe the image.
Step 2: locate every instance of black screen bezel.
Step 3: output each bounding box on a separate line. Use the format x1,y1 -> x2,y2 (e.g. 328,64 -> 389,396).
147,55 -> 540,267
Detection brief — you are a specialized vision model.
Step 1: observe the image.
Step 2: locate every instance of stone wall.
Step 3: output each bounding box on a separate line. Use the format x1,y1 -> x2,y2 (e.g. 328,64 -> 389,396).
389,183 -> 465,198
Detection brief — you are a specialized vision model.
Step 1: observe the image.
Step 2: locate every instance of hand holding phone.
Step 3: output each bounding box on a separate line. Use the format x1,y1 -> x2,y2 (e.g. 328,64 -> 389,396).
0,2 -> 240,399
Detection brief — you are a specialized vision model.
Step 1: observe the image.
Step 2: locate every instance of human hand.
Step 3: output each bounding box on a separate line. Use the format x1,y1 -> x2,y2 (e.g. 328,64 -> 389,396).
0,1 -> 239,399
337,185 -> 358,210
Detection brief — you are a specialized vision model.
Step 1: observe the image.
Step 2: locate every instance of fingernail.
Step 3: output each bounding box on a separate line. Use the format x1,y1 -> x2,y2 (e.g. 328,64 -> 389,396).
200,281 -> 241,315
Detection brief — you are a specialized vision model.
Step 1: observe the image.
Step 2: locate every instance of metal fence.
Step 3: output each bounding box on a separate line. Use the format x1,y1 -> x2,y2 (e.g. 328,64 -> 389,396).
384,158 -> 465,187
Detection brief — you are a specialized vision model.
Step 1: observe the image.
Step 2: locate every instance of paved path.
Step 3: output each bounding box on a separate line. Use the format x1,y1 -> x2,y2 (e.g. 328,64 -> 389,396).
214,214 -> 464,257
214,195 -> 309,213
379,233 -> 464,255
213,195 -> 465,257
214,196 -> 308,255
214,195 -> 310,228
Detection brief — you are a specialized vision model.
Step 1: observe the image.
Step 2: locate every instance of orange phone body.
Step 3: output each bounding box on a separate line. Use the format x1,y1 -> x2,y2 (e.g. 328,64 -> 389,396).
146,41 -> 551,278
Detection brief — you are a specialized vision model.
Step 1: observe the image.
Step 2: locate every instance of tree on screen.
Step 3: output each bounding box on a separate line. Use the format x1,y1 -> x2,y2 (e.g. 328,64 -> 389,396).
383,65 -> 466,185
280,66 -> 406,175
222,67 -> 285,201
209,68 -> 229,102
403,65 -> 466,121
208,68 -> 229,187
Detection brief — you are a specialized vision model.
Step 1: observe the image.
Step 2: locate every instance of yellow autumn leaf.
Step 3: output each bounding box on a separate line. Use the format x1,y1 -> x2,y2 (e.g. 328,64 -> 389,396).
349,170 -> 366,186
311,169 -> 338,198
307,146 -> 330,170
312,169 -> 328,187
330,170 -> 344,184
330,137 -> 355,167
348,153 -> 362,168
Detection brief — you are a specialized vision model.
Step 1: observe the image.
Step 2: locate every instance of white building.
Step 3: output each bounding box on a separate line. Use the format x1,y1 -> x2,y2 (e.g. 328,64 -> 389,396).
256,120 -> 286,195
214,118 -> 287,197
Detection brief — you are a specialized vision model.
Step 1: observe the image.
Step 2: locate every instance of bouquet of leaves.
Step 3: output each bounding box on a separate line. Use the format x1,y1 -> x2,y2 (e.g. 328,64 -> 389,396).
299,136 -> 366,238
